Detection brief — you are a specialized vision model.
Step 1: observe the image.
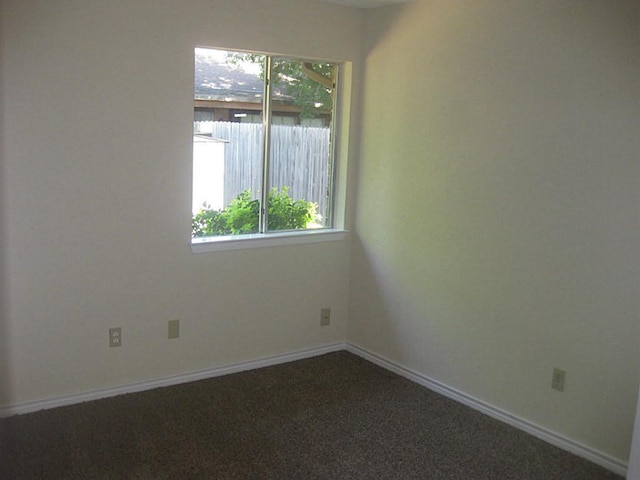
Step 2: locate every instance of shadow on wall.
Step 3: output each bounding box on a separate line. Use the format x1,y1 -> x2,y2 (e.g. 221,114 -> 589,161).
348,235 -> 400,359
348,2 -> 419,365
361,1 -> 419,57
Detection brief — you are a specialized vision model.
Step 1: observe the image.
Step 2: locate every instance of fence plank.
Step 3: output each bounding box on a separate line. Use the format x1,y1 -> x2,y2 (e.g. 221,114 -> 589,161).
194,121 -> 331,222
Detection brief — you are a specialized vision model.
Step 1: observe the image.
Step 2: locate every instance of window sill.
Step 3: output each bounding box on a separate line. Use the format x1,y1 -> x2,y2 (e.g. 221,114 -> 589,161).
190,229 -> 348,253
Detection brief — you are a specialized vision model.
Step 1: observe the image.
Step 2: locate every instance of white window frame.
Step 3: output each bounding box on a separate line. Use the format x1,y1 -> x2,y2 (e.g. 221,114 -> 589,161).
190,48 -> 349,253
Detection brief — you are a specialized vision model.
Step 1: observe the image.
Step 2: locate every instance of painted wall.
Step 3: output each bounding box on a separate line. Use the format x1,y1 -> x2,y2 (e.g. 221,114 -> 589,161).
350,0 -> 640,462
0,0 -> 361,407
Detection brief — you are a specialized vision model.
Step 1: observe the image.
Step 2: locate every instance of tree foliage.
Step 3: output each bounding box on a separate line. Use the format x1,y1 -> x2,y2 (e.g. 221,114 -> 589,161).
227,53 -> 334,119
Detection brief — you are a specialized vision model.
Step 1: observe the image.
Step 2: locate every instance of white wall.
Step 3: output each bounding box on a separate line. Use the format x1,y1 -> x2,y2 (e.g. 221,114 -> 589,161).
350,0 -> 640,462
0,0 -> 362,407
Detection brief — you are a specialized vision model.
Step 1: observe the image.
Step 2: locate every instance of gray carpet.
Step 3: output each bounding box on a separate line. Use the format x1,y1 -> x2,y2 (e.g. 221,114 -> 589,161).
0,351 -> 623,479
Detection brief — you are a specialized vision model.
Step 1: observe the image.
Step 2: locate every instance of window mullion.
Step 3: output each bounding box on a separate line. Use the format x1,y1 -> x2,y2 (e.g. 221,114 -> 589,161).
326,64 -> 339,229
259,56 -> 273,234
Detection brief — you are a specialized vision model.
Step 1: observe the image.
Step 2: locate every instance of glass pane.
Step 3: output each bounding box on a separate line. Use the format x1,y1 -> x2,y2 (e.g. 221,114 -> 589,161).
192,48 -> 265,237
267,58 -> 336,232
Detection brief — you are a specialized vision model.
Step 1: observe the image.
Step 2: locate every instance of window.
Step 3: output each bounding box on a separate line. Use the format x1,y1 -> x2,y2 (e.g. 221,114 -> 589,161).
191,47 -> 344,249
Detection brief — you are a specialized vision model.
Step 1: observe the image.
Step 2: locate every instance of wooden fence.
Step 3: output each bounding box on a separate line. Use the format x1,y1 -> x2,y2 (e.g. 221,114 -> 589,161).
194,121 -> 331,220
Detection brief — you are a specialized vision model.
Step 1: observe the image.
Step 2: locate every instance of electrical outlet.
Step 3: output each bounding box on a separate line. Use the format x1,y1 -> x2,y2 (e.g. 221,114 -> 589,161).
551,368 -> 566,392
109,327 -> 122,348
320,308 -> 331,326
168,319 -> 180,339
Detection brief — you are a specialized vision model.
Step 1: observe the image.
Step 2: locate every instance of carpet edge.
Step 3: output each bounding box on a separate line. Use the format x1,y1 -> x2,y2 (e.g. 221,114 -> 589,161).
0,342 -> 347,418
344,342 -> 628,478
2,341 -> 627,477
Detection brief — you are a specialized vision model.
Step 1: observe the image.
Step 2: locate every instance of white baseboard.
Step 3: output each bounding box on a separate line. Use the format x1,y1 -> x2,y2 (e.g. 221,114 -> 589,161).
344,342 -> 628,477
0,341 -> 628,477
0,342 -> 346,418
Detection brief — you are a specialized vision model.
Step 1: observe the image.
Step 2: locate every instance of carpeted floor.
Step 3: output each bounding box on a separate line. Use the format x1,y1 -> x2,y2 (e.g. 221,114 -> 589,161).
0,351 -> 624,479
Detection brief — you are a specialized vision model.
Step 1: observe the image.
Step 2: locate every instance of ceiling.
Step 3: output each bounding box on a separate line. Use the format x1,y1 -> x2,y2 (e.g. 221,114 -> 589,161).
316,0 -> 410,8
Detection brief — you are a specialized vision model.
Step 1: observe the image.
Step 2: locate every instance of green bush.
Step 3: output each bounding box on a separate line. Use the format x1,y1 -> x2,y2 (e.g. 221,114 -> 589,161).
192,187 -> 318,237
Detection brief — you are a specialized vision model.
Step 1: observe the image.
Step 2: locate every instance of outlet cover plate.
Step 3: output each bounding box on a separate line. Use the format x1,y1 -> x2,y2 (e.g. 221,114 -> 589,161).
168,319 -> 180,339
109,327 -> 122,348
552,368 -> 566,391
320,308 -> 331,326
